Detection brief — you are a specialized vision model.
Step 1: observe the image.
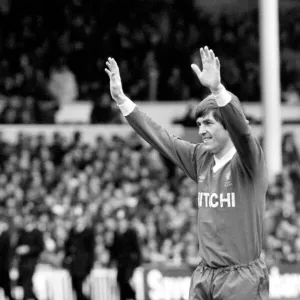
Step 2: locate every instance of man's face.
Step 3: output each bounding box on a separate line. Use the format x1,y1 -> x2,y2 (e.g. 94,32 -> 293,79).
196,110 -> 230,156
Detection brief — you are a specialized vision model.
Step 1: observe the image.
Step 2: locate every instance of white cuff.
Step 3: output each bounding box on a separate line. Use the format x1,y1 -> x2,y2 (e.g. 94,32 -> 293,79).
117,97 -> 136,116
214,85 -> 232,107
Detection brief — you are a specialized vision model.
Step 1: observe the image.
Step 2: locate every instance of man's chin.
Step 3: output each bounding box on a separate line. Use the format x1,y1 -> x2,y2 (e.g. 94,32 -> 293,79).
203,143 -> 215,153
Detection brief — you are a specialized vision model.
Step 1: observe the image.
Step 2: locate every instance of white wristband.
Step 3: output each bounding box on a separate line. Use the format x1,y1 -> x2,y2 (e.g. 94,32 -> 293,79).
214,85 -> 232,107
117,98 -> 136,116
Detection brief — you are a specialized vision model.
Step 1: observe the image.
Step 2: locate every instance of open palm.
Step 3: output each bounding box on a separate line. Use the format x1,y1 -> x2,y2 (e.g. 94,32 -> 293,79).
105,57 -> 124,102
191,46 -> 221,92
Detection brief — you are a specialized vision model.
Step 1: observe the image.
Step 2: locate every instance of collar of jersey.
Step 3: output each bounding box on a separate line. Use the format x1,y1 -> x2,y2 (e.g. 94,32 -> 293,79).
213,147 -> 236,173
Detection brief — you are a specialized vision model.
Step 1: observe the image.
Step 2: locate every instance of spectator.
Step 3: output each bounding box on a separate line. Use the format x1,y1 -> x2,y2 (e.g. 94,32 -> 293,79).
164,66 -> 190,100
15,213 -> 44,300
47,57 -> 78,105
282,132 -> 300,166
0,212 -> 14,300
109,209 -> 141,300
90,92 -> 124,124
282,83 -> 300,105
64,212 -> 95,300
172,99 -> 198,127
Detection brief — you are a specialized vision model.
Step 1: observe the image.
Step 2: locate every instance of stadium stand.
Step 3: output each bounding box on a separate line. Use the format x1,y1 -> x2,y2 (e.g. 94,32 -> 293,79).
0,129 -> 299,270
0,0 -> 299,124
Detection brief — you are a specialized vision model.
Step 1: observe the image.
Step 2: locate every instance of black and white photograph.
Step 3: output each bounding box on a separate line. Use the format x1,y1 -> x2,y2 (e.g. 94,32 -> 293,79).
0,0 -> 300,299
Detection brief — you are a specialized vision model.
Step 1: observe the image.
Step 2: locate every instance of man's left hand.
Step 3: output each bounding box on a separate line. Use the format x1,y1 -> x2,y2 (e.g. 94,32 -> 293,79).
191,46 -> 223,94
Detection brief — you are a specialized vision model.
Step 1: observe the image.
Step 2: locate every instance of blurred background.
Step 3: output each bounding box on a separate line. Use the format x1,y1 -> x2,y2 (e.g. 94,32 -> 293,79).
0,0 -> 300,299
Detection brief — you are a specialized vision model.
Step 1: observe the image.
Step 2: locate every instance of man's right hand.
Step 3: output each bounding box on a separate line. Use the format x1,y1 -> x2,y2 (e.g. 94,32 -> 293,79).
105,57 -> 126,104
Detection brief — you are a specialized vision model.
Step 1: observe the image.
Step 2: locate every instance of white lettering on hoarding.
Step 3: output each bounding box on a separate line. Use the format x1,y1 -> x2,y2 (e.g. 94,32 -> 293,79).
269,267 -> 300,298
147,269 -> 190,300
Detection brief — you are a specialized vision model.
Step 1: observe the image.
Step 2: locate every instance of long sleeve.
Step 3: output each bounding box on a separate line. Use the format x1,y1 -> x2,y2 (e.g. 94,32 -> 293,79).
86,228 -> 95,269
28,230 -> 44,257
110,228 -> 142,266
125,106 -> 199,182
16,229 -> 44,258
64,231 -> 72,258
217,89 -> 266,178
0,231 -> 12,269
130,229 -> 142,266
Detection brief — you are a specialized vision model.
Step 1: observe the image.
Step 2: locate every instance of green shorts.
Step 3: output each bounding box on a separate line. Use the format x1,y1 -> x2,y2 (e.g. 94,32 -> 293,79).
189,257 -> 269,300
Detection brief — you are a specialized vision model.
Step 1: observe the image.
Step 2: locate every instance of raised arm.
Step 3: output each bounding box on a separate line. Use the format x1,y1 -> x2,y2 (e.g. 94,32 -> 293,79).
191,47 -> 265,177
105,57 -> 199,182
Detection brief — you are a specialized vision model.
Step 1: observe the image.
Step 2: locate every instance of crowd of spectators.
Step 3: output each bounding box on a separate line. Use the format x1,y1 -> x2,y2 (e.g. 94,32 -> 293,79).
0,129 -> 299,271
264,132 -> 300,266
0,0 -> 300,124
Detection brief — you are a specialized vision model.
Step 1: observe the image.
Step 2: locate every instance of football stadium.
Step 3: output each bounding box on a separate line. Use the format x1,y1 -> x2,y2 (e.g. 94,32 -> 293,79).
0,0 -> 300,299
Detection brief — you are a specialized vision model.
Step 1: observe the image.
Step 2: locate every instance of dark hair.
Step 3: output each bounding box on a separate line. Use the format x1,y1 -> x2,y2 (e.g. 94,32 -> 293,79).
195,94 -> 226,129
